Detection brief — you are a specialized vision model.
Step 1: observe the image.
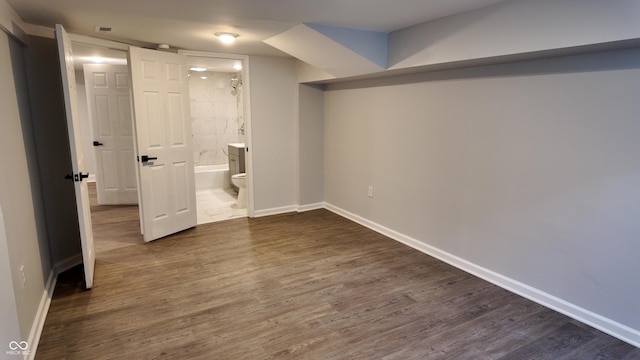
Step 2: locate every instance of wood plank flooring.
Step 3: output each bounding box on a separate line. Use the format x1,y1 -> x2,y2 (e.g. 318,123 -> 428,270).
35,185 -> 640,359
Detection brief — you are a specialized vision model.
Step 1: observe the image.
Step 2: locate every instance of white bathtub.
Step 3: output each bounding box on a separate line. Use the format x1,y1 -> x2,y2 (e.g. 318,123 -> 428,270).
195,164 -> 230,192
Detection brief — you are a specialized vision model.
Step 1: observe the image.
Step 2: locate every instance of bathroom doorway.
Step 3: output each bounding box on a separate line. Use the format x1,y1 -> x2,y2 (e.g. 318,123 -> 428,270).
72,40 -> 253,233
184,53 -> 251,224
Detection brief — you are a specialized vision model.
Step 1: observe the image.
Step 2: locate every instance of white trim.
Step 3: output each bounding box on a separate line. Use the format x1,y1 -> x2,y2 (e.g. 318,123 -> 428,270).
0,0 -> 27,43
324,202 -> 640,348
25,269 -> 56,360
54,253 -> 83,274
69,33 -> 140,51
297,202 -> 324,212
253,205 -> 298,218
178,50 -> 248,61
20,23 -> 53,39
28,255 -> 82,359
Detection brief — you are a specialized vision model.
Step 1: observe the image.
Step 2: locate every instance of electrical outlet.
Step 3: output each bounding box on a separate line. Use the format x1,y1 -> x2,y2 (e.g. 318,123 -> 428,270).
368,186 -> 374,198
19,265 -> 26,289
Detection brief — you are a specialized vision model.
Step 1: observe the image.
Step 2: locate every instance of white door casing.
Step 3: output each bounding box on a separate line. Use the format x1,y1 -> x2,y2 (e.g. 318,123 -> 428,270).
84,64 -> 138,205
128,47 -> 197,242
55,24 -> 95,289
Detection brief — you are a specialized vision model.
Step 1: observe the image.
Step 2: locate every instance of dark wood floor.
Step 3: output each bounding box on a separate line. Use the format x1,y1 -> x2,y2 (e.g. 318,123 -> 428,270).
36,186 -> 640,359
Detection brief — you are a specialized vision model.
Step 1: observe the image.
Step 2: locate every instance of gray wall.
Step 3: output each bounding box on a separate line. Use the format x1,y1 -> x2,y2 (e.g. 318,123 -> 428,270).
0,203 -> 21,355
249,55 -> 298,212
324,48 -> 640,332
0,30 -> 52,343
297,84 -> 324,207
24,35 -> 82,267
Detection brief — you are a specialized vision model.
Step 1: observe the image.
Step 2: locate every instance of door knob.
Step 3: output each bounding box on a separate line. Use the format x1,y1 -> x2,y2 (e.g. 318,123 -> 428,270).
64,172 -> 89,182
138,155 -> 158,163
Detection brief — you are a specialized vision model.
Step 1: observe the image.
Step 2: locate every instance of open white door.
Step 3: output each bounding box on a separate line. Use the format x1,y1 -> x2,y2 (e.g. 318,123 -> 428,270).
128,47 -> 197,242
55,24 -> 95,289
84,64 -> 138,205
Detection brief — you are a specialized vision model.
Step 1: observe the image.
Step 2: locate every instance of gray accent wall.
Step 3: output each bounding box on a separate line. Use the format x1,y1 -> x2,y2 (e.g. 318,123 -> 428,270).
24,35 -> 82,267
297,84 -> 324,206
0,30 -> 52,344
249,56 -> 298,212
324,48 -> 640,332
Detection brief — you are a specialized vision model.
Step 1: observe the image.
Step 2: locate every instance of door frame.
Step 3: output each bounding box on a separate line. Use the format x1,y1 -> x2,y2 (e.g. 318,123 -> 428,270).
67,36 -> 256,220
179,50 -> 255,218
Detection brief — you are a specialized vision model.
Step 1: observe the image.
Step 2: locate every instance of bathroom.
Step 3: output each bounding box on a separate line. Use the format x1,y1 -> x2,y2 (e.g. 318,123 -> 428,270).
188,56 -> 247,224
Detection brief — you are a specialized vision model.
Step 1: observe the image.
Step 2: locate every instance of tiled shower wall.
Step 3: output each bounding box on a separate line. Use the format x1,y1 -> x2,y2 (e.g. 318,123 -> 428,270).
189,71 -> 244,166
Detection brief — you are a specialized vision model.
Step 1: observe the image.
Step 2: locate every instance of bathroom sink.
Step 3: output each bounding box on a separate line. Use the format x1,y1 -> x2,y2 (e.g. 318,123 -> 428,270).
228,143 -> 245,148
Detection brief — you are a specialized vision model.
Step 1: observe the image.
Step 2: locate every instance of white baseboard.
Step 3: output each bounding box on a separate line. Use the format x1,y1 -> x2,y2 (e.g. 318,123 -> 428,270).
54,254 -> 82,274
25,269 -> 56,360
27,255 -> 82,359
253,205 -> 299,218
255,202 -> 325,217
297,202 -> 324,212
324,202 -> 640,348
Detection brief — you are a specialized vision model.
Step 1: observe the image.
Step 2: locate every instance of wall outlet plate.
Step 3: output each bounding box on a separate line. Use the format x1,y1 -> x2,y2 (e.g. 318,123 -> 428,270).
368,186 -> 374,198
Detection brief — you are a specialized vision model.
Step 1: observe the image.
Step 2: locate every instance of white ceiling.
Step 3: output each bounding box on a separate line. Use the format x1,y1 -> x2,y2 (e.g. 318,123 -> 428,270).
8,0 -> 507,57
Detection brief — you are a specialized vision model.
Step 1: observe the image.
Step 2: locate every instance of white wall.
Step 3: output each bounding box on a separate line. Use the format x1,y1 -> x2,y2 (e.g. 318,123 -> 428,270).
189,71 -> 243,166
296,60 -> 334,83
324,48 -> 640,343
389,0 -> 640,70
249,56 -> 298,213
0,29 -> 52,347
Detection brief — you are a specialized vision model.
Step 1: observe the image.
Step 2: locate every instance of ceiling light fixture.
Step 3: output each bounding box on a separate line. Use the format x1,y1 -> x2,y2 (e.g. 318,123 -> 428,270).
190,67 -> 207,72
215,32 -> 239,44
233,63 -> 242,70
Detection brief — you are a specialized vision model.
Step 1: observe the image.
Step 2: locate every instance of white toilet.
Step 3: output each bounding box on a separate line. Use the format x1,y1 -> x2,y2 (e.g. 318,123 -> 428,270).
231,173 -> 247,209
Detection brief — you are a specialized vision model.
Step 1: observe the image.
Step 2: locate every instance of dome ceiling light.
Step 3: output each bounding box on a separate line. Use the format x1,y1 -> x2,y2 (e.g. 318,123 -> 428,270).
215,32 -> 239,44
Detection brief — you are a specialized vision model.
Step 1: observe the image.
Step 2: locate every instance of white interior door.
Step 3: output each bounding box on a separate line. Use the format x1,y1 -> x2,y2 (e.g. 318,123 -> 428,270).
128,47 -> 197,242
84,64 -> 138,205
55,24 -> 95,289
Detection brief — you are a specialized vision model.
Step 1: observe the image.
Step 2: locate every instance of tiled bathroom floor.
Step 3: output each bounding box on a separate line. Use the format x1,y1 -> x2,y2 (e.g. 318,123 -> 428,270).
196,187 -> 247,224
